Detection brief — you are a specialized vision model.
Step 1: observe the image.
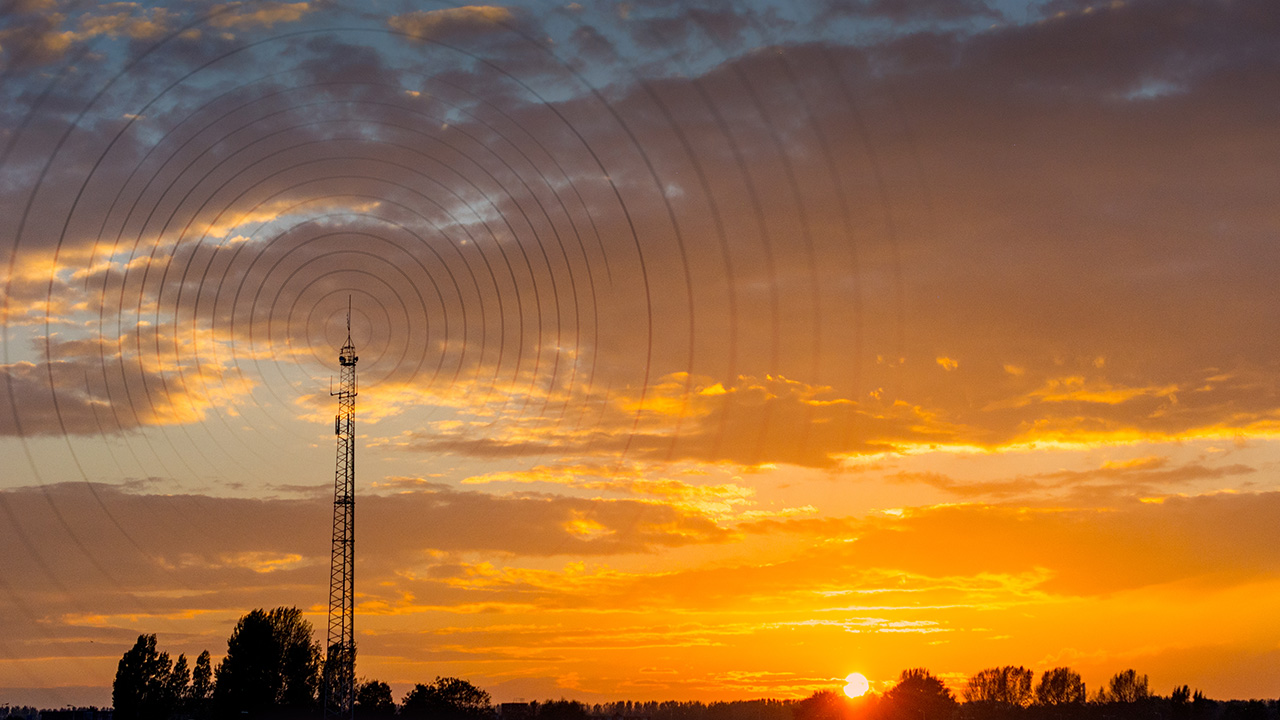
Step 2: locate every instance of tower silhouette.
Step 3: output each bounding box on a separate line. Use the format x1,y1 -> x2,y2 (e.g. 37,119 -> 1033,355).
324,300 -> 357,719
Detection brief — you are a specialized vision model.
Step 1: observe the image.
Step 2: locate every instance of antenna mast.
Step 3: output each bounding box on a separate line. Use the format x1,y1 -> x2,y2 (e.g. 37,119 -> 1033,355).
324,298 -> 358,720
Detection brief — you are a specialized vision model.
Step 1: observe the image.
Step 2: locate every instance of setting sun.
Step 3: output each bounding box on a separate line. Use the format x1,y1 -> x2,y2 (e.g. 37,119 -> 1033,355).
844,673 -> 870,698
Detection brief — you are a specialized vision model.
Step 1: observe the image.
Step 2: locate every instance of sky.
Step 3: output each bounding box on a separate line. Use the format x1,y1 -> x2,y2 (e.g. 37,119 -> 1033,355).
2,0 -> 1280,709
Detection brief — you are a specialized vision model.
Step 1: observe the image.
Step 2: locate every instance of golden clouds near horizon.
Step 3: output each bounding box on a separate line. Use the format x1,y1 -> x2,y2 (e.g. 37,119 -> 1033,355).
7,467 -> 1280,699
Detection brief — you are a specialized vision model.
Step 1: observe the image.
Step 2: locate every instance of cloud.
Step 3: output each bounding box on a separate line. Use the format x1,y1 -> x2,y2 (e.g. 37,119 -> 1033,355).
375,360 -> 1280,469
388,6 -> 515,42
457,462 -> 772,520
6,0 -> 1280,475
0,479 -> 733,605
0,3 -> 177,67
822,0 -> 1001,22
76,5 -> 176,40
887,455 -> 1257,500
859,493 -> 1280,596
0,477 -> 744,684
4,0 -> 1280,704
1015,375 -> 1179,406
0,326 -> 257,436
7,482 -> 1280,700
382,373 -> 958,468
206,2 -> 313,30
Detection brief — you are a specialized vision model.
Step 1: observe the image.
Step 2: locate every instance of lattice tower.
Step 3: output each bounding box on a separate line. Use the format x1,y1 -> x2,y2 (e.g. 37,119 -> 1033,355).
324,303 -> 357,720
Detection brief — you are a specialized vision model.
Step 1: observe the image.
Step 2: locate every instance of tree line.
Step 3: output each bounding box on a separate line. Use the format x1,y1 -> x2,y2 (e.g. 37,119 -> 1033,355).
792,667 -> 1276,720
112,606 -> 505,720
111,611 -> 1278,720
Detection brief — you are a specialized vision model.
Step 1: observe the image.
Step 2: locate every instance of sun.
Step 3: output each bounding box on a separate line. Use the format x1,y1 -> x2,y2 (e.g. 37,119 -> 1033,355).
844,672 -> 870,698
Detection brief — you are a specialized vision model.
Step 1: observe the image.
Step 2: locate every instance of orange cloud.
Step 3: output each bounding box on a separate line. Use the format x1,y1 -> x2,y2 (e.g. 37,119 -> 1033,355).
206,2 -> 313,29
459,463 -> 762,519
8,479 -> 1280,701
0,4 -> 174,66
1023,375 -> 1179,406
388,6 -> 514,40
0,325 -> 257,435
384,373 -> 958,468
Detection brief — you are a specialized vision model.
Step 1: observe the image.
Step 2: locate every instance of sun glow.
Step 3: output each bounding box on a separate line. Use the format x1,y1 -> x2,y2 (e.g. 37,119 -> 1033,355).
844,672 -> 870,698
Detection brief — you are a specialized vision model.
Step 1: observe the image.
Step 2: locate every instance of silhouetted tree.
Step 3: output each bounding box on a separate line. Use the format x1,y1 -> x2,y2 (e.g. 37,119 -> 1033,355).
964,666 -> 1033,708
322,639 -> 359,715
213,607 -> 321,717
1034,668 -> 1085,706
883,668 -> 958,720
167,653 -> 190,716
1220,700 -> 1272,720
1171,685 -> 1193,720
354,679 -> 397,718
113,634 -> 178,720
1191,690 -> 1216,720
401,676 -> 492,720
794,691 -> 848,720
188,650 -> 214,717
1095,670 -> 1149,704
538,699 -> 590,720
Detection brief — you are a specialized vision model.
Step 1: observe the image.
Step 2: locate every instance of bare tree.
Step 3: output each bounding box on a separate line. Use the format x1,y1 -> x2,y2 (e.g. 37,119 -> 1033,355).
1034,668 -> 1085,706
963,666 -> 1033,707
1094,670 -> 1150,703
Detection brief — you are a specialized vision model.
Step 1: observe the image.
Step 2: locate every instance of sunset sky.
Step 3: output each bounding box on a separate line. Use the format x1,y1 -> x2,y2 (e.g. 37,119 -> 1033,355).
3,0 -> 1280,709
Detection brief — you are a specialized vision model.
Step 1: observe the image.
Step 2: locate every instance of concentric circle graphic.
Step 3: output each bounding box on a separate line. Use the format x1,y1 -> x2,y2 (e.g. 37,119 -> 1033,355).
2,0 -> 1275,707
0,0 -> 926,702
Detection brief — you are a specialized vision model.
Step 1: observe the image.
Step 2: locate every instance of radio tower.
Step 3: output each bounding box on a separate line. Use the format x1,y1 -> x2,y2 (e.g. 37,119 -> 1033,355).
324,299 -> 357,720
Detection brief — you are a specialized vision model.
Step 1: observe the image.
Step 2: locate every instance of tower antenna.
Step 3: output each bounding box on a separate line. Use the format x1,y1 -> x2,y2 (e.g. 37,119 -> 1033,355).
324,297 -> 358,719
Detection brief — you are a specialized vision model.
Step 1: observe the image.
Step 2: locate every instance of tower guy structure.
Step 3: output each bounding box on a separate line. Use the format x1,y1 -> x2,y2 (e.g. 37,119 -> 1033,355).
324,305 -> 358,720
